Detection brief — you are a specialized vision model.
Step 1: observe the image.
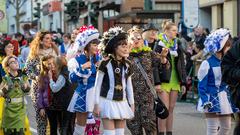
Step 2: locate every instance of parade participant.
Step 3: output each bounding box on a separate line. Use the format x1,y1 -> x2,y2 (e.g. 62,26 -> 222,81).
26,31 -> 58,135
126,26 -> 169,135
142,23 -> 159,50
154,21 -> 187,135
197,28 -> 238,135
67,25 -> 100,135
93,27 -> 134,135
0,55 -> 30,135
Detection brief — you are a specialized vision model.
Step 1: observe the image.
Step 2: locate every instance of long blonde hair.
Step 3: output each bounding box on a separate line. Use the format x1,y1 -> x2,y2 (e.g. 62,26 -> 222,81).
162,20 -> 176,32
28,31 -> 59,60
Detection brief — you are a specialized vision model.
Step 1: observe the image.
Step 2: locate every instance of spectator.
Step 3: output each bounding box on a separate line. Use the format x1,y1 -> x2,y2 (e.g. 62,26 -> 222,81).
221,35 -> 240,135
142,23 -> 159,50
0,39 -> 14,83
59,33 -> 71,56
25,31 -> 58,135
154,20 -> 187,135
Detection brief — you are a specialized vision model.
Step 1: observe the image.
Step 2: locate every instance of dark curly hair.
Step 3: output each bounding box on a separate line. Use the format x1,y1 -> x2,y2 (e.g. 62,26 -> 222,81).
101,27 -> 127,55
0,39 -> 11,57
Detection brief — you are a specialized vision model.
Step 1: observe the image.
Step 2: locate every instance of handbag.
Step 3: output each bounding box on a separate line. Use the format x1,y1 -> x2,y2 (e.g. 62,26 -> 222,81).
85,113 -> 100,135
134,58 -> 169,119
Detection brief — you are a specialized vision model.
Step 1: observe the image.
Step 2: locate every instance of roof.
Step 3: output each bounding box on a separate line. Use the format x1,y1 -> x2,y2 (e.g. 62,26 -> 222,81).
107,10 -> 179,20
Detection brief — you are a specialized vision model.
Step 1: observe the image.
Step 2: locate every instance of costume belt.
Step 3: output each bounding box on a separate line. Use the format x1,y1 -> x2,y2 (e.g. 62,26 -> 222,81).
5,97 -> 23,104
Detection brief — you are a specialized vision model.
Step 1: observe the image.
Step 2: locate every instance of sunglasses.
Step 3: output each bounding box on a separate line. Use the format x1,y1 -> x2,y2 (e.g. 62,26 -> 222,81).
8,61 -> 18,65
7,57 -> 18,66
131,36 -> 142,41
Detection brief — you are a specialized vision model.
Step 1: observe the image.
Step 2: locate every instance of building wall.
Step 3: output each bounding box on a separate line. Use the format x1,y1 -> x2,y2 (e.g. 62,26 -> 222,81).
223,0 -> 237,36
121,0 -> 144,13
199,7 -> 212,30
199,0 -> 238,36
211,4 -> 222,30
35,0 -> 63,32
7,5 -> 16,34
7,0 -> 32,34
0,0 -> 7,33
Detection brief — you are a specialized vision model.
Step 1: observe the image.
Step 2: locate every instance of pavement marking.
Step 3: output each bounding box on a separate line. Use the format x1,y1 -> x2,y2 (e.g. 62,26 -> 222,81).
30,127 -> 37,133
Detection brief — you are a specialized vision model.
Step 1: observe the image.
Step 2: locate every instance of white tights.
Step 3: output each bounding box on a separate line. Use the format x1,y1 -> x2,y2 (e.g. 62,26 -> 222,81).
206,116 -> 231,135
103,128 -> 124,135
73,124 -> 85,135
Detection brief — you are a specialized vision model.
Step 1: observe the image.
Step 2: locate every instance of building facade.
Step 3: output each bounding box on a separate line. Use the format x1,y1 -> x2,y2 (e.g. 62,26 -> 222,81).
96,0 -> 182,33
6,0 -> 67,34
6,0 -> 32,34
36,0 -> 63,32
0,0 -> 7,33
199,0 -> 238,36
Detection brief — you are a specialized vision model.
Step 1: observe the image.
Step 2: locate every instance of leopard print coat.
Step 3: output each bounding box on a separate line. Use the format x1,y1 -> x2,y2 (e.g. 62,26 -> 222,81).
127,51 -> 162,134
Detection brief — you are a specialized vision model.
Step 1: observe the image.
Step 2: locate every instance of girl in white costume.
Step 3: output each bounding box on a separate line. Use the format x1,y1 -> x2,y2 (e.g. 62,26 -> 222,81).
93,27 -> 134,135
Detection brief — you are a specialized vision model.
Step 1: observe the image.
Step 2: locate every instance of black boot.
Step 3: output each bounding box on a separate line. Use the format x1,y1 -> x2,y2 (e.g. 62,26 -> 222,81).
158,132 -> 165,135
166,131 -> 172,135
60,127 -> 68,135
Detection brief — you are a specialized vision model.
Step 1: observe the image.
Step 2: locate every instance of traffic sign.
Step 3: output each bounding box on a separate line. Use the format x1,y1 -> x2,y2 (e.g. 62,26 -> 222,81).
0,10 -> 5,21
182,0 -> 199,29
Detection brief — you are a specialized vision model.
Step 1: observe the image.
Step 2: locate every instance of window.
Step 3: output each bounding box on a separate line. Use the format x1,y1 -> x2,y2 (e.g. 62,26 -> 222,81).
10,24 -> 15,33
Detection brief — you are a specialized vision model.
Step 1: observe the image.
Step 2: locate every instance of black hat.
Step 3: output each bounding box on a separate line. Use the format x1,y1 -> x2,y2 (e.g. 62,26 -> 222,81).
104,33 -> 127,54
101,27 -> 127,55
143,23 -> 158,32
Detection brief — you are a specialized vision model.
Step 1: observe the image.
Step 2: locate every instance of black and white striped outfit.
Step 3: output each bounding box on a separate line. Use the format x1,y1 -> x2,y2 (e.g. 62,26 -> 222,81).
94,58 -> 134,119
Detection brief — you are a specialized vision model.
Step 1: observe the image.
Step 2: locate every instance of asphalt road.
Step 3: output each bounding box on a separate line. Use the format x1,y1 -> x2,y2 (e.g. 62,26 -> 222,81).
26,96 -> 235,135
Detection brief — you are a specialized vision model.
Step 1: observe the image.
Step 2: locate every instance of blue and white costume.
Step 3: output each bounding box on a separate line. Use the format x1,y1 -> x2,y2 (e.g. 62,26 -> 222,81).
67,25 -> 100,113
68,54 -> 100,112
197,55 -> 238,114
197,28 -> 239,114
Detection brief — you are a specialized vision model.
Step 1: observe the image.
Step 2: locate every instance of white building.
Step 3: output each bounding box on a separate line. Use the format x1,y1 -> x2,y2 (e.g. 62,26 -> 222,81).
6,0 -> 68,34
7,0 -> 33,34
37,0 -> 63,32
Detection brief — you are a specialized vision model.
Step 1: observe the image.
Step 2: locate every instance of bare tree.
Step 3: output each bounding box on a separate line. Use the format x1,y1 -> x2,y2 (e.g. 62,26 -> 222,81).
8,0 -> 27,32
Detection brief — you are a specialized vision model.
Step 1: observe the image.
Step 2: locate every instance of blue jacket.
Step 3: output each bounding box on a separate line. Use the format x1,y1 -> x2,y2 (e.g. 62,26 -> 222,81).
198,55 -> 238,113
69,54 -> 100,93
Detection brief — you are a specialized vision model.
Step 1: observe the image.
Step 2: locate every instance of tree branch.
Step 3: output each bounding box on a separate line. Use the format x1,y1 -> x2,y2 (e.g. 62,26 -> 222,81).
19,0 -> 27,8
8,0 -> 16,9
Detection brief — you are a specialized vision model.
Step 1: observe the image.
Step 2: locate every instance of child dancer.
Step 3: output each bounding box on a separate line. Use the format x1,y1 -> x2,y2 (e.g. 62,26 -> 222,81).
197,28 -> 239,135
93,27 -> 134,135
0,55 -> 30,135
67,25 -> 100,135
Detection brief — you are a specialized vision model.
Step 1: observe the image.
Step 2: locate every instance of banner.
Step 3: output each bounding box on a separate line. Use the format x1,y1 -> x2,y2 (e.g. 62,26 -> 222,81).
182,0 -> 199,29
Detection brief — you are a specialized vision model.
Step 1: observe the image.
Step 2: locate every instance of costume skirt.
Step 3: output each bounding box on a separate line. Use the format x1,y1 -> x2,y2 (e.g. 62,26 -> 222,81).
197,90 -> 239,114
99,97 -> 134,120
68,87 -> 95,113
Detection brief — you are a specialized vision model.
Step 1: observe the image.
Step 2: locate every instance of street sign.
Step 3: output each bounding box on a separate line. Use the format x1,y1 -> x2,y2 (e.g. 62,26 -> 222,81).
0,10 -> 5,21
182,0 -> 199,29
